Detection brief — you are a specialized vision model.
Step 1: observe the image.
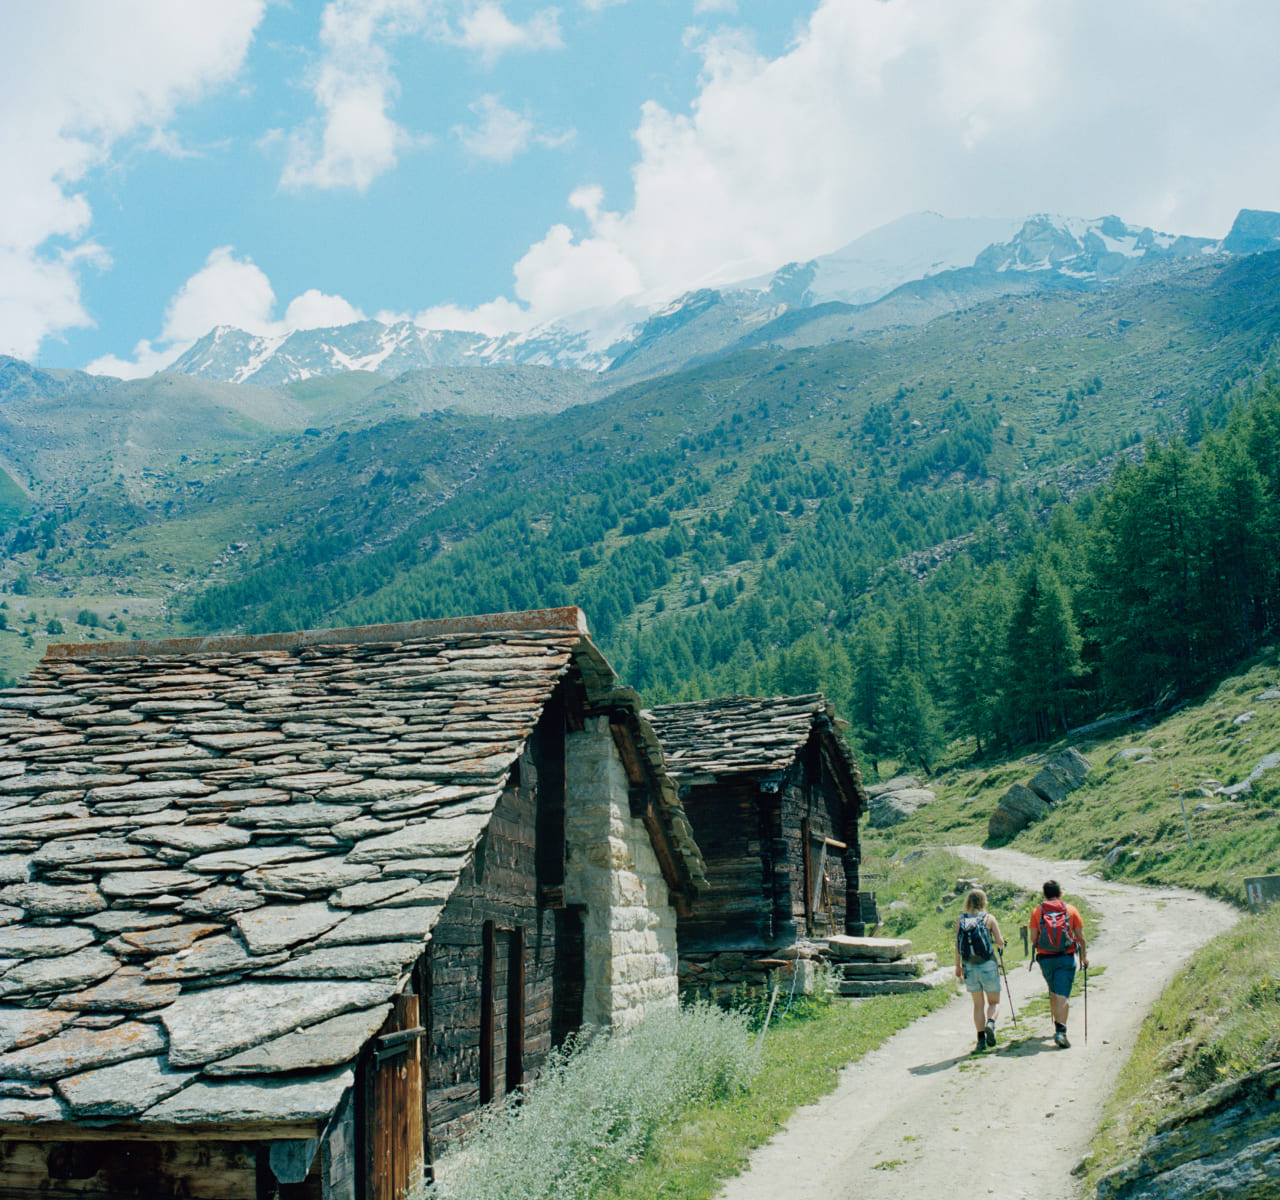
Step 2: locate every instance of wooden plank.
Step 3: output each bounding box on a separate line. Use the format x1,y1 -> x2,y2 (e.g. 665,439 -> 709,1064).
0,1137 -> 258,1199
637,799 -> 692,916
480,920 -> 496,1106
506,926 -> 525,1096
800,816 -> 812,933
366,993 -> 424,1200
0,1121 -> 321,1143
415,953 -> 435,1186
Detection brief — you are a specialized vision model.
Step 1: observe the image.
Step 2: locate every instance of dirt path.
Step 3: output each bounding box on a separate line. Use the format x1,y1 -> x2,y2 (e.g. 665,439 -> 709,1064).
715,847 -> 1240,1200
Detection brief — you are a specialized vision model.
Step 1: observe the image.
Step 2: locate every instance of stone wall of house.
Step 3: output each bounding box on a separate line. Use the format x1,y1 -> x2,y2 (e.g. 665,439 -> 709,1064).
565,717 -> 680,1031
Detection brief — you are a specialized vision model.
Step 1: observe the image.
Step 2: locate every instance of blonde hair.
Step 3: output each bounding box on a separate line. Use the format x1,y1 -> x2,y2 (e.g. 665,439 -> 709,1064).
963,888 -> 988,913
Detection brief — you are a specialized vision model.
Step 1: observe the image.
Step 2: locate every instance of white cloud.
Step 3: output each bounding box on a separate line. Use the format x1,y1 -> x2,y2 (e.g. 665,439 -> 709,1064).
87,246 -> 368,378
281,0 -> 442,191
454,94 -> 573,162
0,1 -> 266,360
692,0 -> 737,13
161,246 -> 278,343
456,3 -> 562,67
455,95 -> 534,162
285,289 -> 369,330
413,296 -> 532,336
436,0 -> 1280,336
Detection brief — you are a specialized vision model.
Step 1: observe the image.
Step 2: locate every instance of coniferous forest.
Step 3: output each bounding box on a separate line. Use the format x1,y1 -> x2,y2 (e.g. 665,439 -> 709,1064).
6,250 -> 1280,778
179,367 -> 1280,775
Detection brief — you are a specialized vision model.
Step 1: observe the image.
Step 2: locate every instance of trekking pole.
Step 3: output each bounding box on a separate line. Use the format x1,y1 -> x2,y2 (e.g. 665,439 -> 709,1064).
997,949 -> 1018,1024
1083,963 -> 1088,1044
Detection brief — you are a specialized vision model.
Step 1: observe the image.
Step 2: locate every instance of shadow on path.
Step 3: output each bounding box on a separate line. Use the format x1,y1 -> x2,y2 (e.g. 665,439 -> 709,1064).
908,1032 -> 1062,1075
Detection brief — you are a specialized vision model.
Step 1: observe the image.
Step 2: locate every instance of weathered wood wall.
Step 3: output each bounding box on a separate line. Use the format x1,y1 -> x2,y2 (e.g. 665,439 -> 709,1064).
423,701 -> 572,1151
779,734 -> 849,938
673,779 -> 771,953
678,730 -> 856,978
0,1137 -> 322,1200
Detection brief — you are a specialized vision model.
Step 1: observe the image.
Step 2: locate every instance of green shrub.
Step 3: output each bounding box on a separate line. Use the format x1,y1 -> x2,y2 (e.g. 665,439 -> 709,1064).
419,1002 -> 756,1200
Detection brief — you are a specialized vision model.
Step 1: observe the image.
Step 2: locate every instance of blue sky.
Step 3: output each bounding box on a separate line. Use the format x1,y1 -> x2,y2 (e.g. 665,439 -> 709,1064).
5,0 -> 1280,377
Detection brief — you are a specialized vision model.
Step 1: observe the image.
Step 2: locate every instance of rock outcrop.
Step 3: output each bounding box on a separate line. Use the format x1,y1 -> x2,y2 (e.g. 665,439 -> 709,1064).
1094,1061 -> 1280,1199
988,748 -> 1091,840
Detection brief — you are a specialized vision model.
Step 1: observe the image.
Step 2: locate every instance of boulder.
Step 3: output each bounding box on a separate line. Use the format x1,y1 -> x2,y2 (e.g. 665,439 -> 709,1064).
1109,747 -> 1155,765
1027,748 -> 1092,805
868,787 -> 936,829
988,783 -> 1051,840
864,775 -> 923,798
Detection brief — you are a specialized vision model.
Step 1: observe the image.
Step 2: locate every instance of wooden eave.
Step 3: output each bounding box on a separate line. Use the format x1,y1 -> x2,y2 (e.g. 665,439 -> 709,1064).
0,1118 -> 323,1142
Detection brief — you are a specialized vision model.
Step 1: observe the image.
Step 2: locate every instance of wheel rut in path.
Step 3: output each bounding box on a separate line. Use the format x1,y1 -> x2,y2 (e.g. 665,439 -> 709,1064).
714,847 -> 1239,1200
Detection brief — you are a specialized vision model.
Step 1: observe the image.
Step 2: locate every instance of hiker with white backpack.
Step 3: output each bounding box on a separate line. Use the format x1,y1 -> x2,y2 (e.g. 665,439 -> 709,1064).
954,888 -> 1006,1053
1029,879 -> 1089,1048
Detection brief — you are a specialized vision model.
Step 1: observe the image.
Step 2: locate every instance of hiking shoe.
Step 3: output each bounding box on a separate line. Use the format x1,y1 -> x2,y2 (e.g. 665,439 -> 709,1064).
1054,1029 -> 1070,1049
976,1033 -> 987,1053
985,1020 -> 997,1048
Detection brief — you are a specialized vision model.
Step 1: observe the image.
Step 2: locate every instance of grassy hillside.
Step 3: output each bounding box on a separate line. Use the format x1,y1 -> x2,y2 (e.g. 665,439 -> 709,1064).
864,650 -> 1280,905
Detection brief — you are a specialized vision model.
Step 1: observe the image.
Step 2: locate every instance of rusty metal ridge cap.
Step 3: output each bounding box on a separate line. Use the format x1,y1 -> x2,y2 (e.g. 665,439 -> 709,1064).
44,606 -> 591,661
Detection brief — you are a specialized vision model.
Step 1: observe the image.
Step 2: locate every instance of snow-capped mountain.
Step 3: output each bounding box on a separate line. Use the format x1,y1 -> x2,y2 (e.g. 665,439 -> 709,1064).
730,212 -> 1027,307
163,209 -> 1280,388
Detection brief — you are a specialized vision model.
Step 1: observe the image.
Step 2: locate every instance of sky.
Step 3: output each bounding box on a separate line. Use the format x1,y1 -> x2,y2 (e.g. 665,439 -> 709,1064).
4,0 -> 1280,377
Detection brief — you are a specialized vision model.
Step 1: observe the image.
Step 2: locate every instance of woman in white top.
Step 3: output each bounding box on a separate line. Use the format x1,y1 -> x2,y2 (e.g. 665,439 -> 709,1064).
954,888 -> 1006,1051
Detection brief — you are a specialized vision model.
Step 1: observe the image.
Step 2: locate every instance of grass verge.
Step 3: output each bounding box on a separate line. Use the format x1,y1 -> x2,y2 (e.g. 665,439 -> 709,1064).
1081,902 -> 1280,1193
593,988 -> 954,1200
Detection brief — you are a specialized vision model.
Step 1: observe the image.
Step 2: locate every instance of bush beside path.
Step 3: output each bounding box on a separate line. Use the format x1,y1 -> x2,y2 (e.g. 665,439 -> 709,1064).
713,847 -> 1239,1200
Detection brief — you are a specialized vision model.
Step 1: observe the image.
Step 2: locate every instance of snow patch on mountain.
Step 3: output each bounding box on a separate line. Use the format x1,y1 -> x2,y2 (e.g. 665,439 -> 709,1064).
161,208 -> 1278,388
734,212 -> 1026,307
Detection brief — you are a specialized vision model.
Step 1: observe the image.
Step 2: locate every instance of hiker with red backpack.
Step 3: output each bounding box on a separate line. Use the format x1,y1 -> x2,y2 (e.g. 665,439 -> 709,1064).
954,888 -> 1007,1052
1029,879 -> 1089,1048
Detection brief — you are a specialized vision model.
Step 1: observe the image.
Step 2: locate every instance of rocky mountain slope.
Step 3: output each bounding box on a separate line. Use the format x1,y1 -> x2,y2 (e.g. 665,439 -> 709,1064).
156,209 -> 1280,389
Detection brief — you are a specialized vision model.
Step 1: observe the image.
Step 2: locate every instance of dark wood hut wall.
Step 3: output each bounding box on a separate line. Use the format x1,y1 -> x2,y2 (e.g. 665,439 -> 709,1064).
0,1136 -> 324,1200
673,779 -> 771,954
778,733 -> 849,939
422,697 -> 571,1151
676,732 -> 858,987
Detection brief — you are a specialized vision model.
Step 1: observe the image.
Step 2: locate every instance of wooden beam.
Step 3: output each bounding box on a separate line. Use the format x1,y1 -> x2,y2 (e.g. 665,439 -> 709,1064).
609,722 -> 649,787
801,816 -> 813,935
480,920 -> 496,1107
0,1120 -> 322,1143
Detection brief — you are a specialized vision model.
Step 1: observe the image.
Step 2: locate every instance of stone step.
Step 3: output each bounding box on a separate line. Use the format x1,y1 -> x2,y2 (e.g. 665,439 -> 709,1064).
834,953 -> 937,979
836,967 -> 954,997
825,935 -> 912,962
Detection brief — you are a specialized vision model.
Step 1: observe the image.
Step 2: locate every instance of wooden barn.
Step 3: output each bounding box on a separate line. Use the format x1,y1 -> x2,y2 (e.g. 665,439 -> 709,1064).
643,694 -> 868,993
0,607 -> 704,1200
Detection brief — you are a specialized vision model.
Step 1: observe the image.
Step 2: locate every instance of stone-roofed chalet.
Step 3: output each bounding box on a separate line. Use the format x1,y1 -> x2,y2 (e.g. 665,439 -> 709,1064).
0,607 -> 703,1200
644,693 -> 868,994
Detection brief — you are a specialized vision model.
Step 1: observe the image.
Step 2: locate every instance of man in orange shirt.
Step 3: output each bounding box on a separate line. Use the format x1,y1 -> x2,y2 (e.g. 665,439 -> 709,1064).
1029,879 -> 1089,1048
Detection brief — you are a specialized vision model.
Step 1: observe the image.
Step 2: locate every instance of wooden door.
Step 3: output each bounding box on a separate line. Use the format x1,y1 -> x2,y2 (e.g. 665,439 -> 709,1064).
365,994 -> 425,1200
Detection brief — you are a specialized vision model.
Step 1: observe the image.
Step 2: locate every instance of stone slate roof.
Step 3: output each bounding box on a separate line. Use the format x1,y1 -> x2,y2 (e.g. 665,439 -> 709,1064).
644,693 -> 861,788
0,608 -> 697,1134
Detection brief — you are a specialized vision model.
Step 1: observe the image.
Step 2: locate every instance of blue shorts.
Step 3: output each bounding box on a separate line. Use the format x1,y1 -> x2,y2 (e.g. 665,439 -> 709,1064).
1039,954 -> 1076,997
963,958 -> 1001,994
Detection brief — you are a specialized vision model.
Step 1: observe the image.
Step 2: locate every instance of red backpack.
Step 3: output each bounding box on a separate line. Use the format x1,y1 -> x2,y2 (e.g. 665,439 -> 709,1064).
1035,899 -> 1077,956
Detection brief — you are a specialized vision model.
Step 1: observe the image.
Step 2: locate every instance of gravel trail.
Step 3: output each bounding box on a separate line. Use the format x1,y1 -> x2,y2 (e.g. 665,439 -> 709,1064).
714,847 -> 1239,1200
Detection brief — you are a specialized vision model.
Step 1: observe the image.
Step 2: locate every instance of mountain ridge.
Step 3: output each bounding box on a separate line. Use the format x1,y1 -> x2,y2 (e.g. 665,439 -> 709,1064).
145,208 -> 1280,389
